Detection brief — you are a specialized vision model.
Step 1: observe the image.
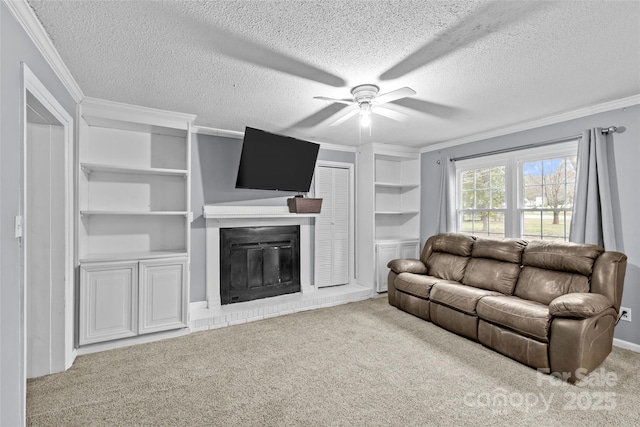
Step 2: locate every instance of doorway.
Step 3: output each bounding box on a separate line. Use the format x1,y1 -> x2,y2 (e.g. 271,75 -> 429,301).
23,64 -> 75,378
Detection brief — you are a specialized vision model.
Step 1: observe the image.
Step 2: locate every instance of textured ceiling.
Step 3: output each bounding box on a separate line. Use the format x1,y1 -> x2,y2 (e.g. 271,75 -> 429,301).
28,0 -> 640,148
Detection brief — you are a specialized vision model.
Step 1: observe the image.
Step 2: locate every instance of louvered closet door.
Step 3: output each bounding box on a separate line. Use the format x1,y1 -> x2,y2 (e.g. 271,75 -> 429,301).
315,166 -> 350,288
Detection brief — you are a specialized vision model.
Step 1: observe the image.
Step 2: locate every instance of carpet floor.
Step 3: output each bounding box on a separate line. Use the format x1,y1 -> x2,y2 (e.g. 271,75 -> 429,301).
27,297 -> 640,426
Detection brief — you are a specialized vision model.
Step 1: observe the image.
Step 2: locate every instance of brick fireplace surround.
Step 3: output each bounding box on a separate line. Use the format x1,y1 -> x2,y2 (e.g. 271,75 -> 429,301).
189,205 -> 371,331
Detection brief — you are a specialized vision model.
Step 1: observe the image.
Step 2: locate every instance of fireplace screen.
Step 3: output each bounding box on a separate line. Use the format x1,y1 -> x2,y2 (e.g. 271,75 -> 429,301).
220,226 -> 300,304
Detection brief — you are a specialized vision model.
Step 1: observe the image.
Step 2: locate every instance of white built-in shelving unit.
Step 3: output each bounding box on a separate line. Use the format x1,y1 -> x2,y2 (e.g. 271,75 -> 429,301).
357,143 -> 421,292
77,98 -> 195,346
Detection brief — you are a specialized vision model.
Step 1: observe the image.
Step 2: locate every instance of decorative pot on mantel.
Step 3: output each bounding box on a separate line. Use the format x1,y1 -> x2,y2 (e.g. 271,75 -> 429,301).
287,197 -> 323,213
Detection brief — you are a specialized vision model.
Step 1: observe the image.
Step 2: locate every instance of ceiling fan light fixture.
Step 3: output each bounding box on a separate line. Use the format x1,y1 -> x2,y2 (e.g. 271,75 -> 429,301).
315,84 -> 415,128
359,102 -> 372,128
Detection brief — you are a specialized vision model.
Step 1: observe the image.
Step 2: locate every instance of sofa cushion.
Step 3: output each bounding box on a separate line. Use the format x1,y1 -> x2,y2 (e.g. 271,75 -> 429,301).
426,252 -> 469,282
387,259 -> 427,275
522,240 -> 603,276
462,258 -> 521,294
477,295 -> 551,342
471,237 -> 527,264
514,266 -> 590,306
431,233 -> 475,257
430,282 -> 501,315
394,273 -> 440,299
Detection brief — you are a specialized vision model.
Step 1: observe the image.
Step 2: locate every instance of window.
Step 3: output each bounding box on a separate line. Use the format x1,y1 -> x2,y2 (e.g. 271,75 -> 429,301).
521,156 -> 576,241
459,166 -> 506,237
455,140 -> 578,241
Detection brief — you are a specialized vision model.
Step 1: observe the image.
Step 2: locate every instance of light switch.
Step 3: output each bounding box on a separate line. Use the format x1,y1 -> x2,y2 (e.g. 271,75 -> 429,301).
14,216 -> 23,238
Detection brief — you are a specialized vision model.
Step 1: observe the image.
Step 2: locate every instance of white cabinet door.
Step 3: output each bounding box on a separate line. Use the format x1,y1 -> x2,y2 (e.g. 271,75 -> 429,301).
79,262 -> 138,345
375,243 -> 399,293
315,166 -> 350,288
138,258 -> 188,334
399,241 -> 420,260
375,240 -> 420,292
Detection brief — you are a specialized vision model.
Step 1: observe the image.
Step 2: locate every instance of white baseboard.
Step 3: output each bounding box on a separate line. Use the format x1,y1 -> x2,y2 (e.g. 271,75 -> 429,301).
76,328 -> 191,355
190,300 -> 208,310
613,338 -> 640,353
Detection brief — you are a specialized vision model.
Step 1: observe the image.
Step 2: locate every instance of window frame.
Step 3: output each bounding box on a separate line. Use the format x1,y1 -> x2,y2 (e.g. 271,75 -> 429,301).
455,156 -> 512,238
454,140 -> 578,240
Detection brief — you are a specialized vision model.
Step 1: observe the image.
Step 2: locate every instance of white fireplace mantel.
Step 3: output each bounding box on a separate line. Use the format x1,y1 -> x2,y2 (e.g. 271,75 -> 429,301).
203,205 -> 318,308
203,205 -> 319,220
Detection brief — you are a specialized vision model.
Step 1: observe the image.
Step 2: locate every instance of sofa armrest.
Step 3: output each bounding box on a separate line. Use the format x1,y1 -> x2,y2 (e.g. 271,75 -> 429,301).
549,293 -> 613,318
387,259 -> 427,275
549,307 -> 617,383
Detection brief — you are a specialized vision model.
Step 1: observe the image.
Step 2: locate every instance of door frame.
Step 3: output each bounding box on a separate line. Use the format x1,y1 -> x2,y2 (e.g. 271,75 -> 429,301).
313,160 -> 355,287
21,63 -> 76,383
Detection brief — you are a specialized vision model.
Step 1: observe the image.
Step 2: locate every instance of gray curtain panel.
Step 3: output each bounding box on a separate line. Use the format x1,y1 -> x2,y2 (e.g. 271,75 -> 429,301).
438,156 -> 456,233
569,128 -> 618,250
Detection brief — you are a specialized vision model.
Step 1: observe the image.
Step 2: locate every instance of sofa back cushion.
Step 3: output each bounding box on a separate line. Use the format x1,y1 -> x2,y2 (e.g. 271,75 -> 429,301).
424,233 -> 475,282
521,240 -> 603,276
471,238 -> 527,263
514,241 -> 603,305
514,267 -> 590,305
426,253 -> 469,282
462,238 -> 527,294
463,259 -> 521,294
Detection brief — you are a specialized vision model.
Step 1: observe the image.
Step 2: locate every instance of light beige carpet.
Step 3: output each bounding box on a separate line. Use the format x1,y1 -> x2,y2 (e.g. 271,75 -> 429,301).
28,297 -> 640,426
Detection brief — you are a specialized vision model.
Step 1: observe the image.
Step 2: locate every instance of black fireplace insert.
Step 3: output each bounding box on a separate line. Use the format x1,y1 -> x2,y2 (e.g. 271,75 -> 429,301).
220,226 -> 300,304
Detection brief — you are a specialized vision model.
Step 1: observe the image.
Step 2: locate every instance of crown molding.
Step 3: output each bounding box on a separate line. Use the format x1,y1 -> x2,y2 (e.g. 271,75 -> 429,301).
317,141 -> 357,153
420,94 -> 640,154
192,125 -> 357,152
192,125 -> 244,139
5,0 -> 84,102
81,97 -> 196,129
369,142 -> 419,158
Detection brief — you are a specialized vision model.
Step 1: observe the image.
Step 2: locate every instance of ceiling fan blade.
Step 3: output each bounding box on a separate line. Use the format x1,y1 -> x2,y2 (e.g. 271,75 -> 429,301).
374,87 -> 416,105
390,98 -> 460,119
313,96 -> 355,106
379,2 -> 547,81
373,106 -> 410,122
169,4 -> 346,87
329,108 -> 359,126
287,104 -> 349,129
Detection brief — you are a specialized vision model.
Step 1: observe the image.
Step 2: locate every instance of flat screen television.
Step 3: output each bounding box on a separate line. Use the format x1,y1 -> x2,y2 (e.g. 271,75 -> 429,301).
235,127 -> 320,192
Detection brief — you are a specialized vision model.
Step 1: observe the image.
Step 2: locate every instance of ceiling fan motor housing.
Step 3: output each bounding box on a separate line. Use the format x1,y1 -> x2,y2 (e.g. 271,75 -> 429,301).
351,84 -> 380,105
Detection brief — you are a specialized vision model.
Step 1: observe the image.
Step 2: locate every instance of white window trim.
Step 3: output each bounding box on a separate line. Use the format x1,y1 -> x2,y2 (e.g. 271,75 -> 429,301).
454,140 -> 578,239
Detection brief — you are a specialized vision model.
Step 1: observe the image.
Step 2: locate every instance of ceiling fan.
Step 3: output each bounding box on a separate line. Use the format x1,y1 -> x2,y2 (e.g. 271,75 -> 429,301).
313,84 -> 416,128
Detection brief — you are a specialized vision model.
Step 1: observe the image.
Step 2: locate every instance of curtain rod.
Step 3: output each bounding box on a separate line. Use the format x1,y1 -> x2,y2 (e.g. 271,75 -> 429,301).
450,125 -> 619,162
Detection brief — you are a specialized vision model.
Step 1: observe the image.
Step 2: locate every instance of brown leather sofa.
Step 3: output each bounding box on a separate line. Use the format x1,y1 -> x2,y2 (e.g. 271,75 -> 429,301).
387,232 -> 627,383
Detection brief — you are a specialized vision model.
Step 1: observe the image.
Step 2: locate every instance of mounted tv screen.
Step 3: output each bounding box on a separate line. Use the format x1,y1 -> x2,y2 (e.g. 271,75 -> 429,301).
235,127 -> 320,192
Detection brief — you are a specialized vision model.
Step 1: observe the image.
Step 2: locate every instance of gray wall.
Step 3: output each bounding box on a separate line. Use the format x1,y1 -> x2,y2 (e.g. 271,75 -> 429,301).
190,133 -> 355,301
1,3 -> 78,424
421,104 -> 640,346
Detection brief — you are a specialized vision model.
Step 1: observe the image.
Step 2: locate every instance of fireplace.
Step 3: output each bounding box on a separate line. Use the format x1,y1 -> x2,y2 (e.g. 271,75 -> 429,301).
203,205 -> 316,308
220,226 -> 300,304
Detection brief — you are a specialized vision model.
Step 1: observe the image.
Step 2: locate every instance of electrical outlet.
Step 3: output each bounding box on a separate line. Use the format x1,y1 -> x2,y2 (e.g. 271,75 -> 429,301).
620,307 -> 632,322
